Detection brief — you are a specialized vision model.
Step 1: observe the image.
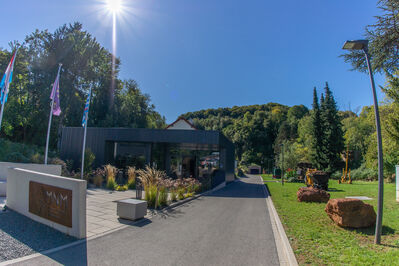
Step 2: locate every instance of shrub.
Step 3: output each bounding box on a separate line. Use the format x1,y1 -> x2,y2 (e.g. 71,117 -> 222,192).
170,190 -> 177,202
177,188 -> 185,200
116,184 -> 128,191
350,163 -> 378,180
127,166 -> 136,189
92,167 -> 105,187
65,160 -> 74,175
30,153 -> 43,164
184,192 -> 194,198
285,169 -> 297,178
84,149 -> 95,175
5,152 -> 29,163
93,175 -> 103,187
50,157 -> 68,176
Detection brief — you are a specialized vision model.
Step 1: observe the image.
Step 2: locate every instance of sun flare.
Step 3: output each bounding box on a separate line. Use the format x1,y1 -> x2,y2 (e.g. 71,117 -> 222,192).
106,0 -> 123,14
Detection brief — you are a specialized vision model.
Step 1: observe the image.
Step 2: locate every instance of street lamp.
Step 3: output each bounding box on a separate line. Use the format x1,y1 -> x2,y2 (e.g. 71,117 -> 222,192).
280,143 -> 284,186
343,39 -> 384,245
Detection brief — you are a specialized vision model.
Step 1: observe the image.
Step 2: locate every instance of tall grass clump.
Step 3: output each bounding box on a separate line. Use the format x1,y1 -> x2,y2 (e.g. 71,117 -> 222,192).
137,166 -> 167,208
127,166 -> 137,189
105,164 -> 117,190
144,184 -> 158,208
158,187 -> 168,206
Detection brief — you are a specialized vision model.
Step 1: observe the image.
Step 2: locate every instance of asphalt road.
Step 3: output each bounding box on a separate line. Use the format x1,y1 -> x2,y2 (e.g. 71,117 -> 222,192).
11,175 -> 279,266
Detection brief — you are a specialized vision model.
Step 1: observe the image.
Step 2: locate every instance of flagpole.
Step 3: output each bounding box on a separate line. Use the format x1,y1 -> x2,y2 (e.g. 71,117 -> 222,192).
0,93 -> 6,131
81,116 -> 88,180
81,87 -> 92,180
44,64 -> 62,165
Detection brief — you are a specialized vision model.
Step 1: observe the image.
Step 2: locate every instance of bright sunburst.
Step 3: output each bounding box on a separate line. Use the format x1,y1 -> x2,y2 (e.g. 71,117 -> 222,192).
105,0 -> 123,14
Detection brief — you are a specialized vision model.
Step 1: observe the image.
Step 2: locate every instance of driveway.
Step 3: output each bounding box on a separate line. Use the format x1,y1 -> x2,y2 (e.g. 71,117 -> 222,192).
9,175 -> 279,266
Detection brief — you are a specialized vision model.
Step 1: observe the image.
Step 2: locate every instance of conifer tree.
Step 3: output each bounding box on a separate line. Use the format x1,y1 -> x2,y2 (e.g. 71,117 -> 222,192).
320,82 -> 344,172
311,87 -> 326,169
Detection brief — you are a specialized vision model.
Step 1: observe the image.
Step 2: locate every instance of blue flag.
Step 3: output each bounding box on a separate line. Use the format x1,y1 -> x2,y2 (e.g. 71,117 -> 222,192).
0,50 -> 17,104
81,89 -> 91,127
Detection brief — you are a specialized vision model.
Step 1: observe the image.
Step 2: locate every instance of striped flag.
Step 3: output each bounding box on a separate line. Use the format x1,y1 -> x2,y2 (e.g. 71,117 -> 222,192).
81,88 -> 92,127
50,65 -> 62,116
0,50 -> 18,105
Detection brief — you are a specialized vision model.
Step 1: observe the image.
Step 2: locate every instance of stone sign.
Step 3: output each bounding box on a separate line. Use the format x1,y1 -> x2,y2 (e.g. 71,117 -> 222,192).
29,181 -> 72,227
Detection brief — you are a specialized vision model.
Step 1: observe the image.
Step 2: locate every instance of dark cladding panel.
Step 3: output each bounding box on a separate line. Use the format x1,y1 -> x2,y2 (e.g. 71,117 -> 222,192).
60,127 -> 234,175
60,127 -> 84,167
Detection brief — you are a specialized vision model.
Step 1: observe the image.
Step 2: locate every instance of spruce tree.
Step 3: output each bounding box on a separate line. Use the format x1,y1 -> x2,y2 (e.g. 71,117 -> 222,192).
320,82 -> 344,172
311,87 -> 326,169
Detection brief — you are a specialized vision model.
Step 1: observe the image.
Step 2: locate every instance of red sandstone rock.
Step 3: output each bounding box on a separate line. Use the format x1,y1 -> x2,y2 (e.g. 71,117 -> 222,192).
297,187 -> 330,203
325,198 -> 376,228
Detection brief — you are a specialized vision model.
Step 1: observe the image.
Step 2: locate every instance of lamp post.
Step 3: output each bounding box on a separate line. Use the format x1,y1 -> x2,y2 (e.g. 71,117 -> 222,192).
280,143 -> 284,186
343,40 -> 383,244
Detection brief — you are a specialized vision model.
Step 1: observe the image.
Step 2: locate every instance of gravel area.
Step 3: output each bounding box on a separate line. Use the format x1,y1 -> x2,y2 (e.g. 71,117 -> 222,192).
0,208 -> 77,262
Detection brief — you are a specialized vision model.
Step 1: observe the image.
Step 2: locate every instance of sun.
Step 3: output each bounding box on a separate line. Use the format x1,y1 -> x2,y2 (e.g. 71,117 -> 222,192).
106,0 -> 123,14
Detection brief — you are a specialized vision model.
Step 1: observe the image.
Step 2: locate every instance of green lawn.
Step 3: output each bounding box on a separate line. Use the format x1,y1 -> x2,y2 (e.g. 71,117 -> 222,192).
262,176 -> 399,265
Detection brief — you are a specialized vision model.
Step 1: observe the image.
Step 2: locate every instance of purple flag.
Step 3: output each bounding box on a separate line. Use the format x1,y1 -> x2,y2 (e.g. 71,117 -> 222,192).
50,67 -> 61,116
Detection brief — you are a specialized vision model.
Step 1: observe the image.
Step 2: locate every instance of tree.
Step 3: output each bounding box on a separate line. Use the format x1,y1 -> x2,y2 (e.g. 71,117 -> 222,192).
342,0 -> 399,74
311,87 -> 326,169
0,22 -> 165,149
320,83 -> 345,172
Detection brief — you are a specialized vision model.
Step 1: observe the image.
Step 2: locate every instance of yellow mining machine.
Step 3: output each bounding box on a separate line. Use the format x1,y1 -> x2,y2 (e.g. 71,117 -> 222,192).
339,144 -> 352,184
305,168 -> 317,187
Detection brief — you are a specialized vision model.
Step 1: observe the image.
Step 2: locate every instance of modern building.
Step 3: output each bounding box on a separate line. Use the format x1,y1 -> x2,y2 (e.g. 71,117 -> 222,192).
59,121 -> 235,188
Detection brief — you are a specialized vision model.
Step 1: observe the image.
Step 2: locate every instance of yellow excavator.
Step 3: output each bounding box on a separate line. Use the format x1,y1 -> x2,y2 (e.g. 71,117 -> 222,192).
339,144 -> 352,184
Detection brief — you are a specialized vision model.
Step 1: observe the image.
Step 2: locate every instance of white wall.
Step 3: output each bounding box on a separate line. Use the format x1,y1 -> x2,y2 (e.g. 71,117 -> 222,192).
167,120 -> 195,130
0,162 -> 61,196
6,168 -> 86,239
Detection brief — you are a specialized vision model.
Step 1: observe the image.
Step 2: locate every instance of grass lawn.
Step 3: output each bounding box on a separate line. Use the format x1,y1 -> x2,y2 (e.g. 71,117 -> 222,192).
262,175 -> 399,265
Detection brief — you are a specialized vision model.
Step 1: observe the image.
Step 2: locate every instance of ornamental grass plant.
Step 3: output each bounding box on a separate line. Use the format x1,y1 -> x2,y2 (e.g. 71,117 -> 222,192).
127,166 -> 136,189
158,187 -> 168,207
144,184 -> 157,208
137,166 -> 202,208
105,164 -> 117,190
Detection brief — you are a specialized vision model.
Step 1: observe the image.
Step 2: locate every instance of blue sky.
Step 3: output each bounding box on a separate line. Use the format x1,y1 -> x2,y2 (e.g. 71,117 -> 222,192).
0,0 -> 384,123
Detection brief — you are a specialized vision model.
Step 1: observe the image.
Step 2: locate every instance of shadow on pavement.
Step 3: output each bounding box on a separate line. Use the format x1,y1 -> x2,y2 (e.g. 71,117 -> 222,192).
44,240 -> 88,266
154,206 -> 186,220
118,217 -> 152,227
204,179 -> 269,199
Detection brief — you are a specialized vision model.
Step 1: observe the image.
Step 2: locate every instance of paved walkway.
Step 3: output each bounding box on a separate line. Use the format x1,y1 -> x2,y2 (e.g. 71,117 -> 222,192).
1,189 -> 140,238
11,175 -> 279,266
85,189 -> 138,238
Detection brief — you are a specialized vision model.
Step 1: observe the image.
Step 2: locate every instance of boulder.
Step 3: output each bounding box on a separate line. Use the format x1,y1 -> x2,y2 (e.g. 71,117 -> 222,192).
325,198 -> 376,228
297,187 -> 330,203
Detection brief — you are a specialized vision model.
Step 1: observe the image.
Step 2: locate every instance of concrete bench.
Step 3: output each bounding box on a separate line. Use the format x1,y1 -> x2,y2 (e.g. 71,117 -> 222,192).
0,180 -> 6,196
117,199 -> 147,221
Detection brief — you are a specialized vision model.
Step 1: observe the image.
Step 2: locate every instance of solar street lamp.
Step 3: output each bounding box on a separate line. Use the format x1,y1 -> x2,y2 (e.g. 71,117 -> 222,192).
343,39 -> 384,245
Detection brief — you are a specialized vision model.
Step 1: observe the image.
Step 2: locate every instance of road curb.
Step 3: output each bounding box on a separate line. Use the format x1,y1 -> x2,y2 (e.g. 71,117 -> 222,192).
259,176 -> 298,266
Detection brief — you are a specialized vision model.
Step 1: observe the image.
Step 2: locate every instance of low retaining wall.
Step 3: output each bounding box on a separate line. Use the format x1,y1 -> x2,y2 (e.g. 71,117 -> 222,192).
6,168 -> 86,239
0,162 -> 61,196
